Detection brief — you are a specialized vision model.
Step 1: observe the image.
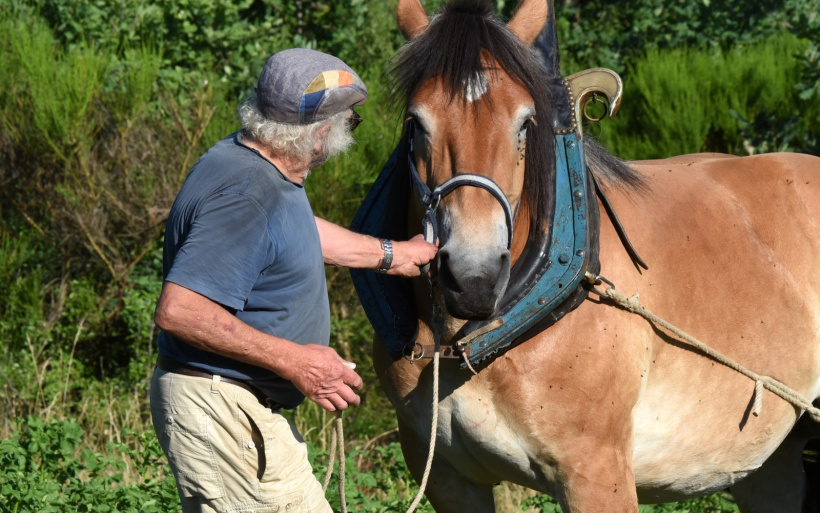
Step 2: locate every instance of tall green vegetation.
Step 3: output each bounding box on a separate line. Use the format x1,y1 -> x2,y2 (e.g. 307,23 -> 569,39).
595,33 -> 819,158
0,0 -> 818,511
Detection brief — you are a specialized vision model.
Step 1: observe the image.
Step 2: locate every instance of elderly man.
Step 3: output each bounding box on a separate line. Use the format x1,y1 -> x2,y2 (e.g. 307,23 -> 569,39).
150,49 -> 436,512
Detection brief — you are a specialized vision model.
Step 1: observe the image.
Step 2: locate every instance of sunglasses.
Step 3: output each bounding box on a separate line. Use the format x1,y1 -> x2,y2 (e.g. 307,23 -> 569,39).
346,110 -> 363,132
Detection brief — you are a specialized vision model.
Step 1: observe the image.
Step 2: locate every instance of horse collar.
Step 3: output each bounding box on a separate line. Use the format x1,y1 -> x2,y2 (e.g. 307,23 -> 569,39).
452,131 -> 598,367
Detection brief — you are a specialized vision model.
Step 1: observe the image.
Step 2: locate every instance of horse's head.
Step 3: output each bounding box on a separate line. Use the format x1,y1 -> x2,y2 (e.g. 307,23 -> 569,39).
393,0 -> 555,320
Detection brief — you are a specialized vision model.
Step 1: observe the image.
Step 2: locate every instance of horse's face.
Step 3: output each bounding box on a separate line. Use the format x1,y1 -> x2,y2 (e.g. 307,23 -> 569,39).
398,0 -> 548,320
408,70 -> 535,319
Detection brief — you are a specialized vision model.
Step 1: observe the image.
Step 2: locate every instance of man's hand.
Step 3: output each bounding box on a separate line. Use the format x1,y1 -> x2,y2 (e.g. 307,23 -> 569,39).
281,345 -> 364,412
387,234 -> 438,277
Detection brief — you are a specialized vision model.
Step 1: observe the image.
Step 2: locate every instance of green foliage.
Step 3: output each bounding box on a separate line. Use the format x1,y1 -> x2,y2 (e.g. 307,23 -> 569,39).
554,0 -> 801,75
785,0 -> 820,102
594,33 -> 818,159
638,493 -> 740,513
314,441 -> 434,512
0,7 -> 236,391
14,0 -> 405,102
521,490 -> 740,512
0,417 -> 179,513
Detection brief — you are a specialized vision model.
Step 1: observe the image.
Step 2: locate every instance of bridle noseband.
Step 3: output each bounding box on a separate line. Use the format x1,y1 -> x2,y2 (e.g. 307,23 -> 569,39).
406,137 -> 515,257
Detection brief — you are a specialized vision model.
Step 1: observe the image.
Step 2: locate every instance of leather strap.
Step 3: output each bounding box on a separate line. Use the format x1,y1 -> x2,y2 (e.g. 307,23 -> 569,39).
157,355 -> 281,410
591,172 -> 648,270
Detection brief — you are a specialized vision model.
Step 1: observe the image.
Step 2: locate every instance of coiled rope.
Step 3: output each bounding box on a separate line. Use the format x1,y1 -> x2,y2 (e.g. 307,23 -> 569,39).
588,273 -> 820,423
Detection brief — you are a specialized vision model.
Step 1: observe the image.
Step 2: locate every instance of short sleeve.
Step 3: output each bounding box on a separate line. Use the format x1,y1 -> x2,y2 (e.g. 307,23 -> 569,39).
166,192 -> 271,310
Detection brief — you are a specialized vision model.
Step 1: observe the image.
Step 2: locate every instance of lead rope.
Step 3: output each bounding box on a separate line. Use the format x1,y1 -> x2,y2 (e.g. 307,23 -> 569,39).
322,353 -> 441,513
322,411 -> 347,512
587,273 -> 820,423
323,324 -> 441,513
406,349 -> 440,513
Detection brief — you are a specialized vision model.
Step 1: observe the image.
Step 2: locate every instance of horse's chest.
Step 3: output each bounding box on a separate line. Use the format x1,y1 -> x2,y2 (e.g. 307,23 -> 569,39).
397,373 -> 552,485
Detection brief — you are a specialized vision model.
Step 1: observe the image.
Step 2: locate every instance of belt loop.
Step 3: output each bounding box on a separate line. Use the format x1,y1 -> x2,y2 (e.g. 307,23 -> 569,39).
211,374 -> 221,394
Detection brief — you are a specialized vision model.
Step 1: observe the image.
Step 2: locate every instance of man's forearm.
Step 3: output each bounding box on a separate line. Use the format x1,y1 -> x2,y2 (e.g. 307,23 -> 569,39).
154,281 -> 300,375
314,216 -> 438,277
154,281 -> 364,411
314,216 -> 383,269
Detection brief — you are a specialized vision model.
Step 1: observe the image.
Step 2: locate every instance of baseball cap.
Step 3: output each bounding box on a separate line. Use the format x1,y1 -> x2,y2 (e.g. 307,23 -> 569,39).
256,48 -> 368,125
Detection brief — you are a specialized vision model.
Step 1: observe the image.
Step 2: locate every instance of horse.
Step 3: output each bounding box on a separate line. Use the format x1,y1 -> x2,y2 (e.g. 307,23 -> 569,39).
352,0 -> 820,511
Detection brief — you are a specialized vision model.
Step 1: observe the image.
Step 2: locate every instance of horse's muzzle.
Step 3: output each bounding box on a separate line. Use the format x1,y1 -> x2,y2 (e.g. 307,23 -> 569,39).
437,248 -> 511,319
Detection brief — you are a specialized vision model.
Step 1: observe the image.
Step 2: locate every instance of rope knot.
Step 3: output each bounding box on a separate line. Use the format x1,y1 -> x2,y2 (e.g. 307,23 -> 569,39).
606,288 -> 643,314
752,379 -> 764,417
597,273 -> 820,428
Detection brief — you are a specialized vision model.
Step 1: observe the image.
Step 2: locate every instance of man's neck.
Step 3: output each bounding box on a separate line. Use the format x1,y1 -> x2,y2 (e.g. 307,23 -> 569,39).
240,135 -> 311,184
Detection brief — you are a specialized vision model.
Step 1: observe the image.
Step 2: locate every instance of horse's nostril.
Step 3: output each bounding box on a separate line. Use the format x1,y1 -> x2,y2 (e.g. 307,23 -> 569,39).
437,251 -> 462,293
500,251 -> 510,268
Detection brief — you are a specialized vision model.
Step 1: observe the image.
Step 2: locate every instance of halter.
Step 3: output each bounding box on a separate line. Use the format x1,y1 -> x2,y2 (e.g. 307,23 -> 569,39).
406,137 -> 515,261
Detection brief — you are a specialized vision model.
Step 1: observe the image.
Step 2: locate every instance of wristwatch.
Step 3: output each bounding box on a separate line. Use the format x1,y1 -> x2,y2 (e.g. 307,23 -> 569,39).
377,239 -> 393,273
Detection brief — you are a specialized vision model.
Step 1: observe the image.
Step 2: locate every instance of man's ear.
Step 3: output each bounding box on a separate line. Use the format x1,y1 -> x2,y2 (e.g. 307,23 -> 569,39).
313,121 -> 333,153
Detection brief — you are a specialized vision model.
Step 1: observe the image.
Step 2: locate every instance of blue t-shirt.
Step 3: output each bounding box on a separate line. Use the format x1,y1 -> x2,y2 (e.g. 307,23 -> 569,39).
158,132 -> 330,408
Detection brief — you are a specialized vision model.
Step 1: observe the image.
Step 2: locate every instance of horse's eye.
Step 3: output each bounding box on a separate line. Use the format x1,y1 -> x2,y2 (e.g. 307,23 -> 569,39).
520,116 -> 538,132
405,115 -> 425,134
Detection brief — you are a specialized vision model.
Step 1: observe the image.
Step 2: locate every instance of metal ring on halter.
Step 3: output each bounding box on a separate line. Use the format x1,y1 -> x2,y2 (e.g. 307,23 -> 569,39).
583,92 -> 608,123
584,273 -> 614,298
403,342 -> 425,363
428,193 -> 442,214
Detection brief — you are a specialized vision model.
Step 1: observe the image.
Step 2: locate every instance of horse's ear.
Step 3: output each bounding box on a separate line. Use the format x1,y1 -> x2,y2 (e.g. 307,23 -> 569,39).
507,0 -> 549,46
397,0 -> 430,40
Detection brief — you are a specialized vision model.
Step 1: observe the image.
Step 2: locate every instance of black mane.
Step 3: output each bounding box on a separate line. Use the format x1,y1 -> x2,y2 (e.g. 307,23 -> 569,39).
389,0 -> 555,236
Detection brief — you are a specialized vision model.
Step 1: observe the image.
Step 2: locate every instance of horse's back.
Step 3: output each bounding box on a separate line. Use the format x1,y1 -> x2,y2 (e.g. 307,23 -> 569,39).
625,151 -> 820,300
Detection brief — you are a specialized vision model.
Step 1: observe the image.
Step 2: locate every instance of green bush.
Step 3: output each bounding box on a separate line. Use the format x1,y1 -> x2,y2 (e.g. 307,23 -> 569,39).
554,0 -> 816,74
594,33 -> 818,159
13,0 -> 407,102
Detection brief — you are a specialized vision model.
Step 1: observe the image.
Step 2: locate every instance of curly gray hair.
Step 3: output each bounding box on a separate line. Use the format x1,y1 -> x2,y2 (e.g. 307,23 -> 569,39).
238,91 -> 354,160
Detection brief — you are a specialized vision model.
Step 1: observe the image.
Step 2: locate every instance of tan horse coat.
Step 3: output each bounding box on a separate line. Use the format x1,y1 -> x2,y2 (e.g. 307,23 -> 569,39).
376,1 -> 820,512
377,152 -> 820,512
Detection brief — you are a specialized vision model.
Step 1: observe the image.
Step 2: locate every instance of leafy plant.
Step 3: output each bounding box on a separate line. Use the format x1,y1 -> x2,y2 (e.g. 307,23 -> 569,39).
0,417 -> 179,513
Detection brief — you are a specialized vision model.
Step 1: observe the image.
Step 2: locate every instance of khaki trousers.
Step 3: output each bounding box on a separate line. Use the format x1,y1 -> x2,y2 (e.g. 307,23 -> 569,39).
150,368 -> 333,513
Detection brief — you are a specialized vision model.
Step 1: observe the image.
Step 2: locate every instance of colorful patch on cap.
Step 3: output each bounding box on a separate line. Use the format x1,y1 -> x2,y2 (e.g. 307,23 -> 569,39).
299,70 -> 366,123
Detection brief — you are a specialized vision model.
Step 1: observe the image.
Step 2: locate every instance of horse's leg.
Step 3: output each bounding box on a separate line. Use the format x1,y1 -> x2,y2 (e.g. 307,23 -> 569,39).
730,434 -> 809,513
553,443 -> 639,513
397,418 -> 496,513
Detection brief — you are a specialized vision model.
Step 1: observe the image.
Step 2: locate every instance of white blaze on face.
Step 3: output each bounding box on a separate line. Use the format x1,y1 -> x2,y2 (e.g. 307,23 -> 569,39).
441,204 -> 508,253
464,71 -> 489,103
